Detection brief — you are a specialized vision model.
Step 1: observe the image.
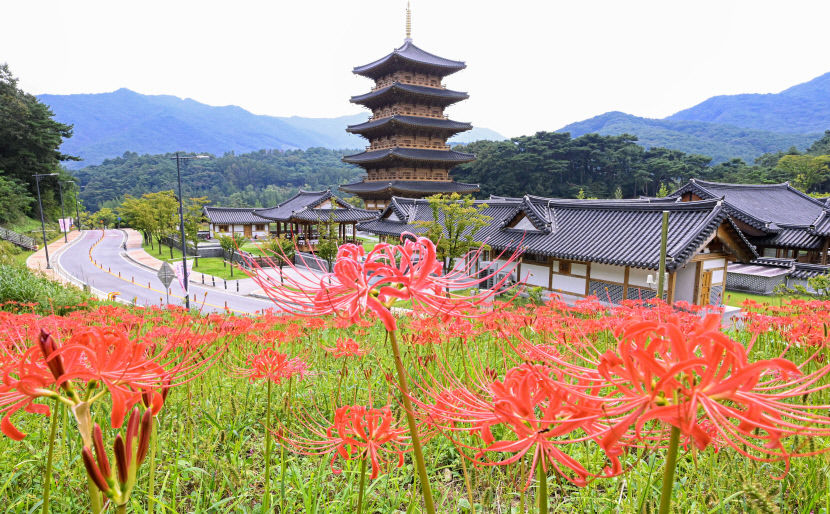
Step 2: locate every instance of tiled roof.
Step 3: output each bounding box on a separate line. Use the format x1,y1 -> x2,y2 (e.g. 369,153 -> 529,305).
359,196 -> 757,271
790,263 -> 830,280
342,148 -> 475,165
254,190 -> 332,221
253,190 -> 374,224
339,180 -> 480,195
346,115 -> 472,137
203,207 -> 269,224
671,180 -> 826,230
353,40 -> 465,79
289,208 -> 378,223
750,226 -> 824,249
812,210 -> 830,236
350,83 -> 468,108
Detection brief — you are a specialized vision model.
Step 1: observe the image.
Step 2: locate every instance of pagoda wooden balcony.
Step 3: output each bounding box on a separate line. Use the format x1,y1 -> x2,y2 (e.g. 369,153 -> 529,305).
367,142 -> 452,151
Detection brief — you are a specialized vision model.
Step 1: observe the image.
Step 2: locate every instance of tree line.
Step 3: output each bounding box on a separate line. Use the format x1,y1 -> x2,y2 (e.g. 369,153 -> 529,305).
451,131 -> 830,199
73,147 -> 362,210
0,64 -> 79,225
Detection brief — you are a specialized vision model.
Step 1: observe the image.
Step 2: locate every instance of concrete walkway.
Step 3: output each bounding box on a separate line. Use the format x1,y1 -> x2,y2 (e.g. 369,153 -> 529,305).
25,230 -> 84,284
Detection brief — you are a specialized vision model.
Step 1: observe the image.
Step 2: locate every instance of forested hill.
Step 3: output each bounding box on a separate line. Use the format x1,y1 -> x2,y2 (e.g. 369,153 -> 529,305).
558,112 -> 817,164
667,72 -> 830,133
37,88 -> 504,168
451,131 -> 830,200
559,71 -> 830,163
73,148 -> 362,210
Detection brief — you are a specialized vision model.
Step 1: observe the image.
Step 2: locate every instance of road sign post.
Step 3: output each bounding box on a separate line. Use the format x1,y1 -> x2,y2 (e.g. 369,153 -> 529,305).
157,261 -> 176,305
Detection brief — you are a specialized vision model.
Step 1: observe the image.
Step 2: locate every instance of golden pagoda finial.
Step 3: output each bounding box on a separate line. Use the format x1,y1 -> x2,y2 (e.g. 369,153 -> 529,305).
405,1 -> 412,40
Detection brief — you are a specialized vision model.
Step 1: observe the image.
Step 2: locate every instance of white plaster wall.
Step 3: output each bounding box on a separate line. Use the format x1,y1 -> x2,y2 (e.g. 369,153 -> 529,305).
521,263 -> 549,287
673,263 -> 696,304
552,273 -> 586,294
589,263 -> 626,283
628,268 -> 653,288
712,269 -> 724,284
703,258 -> 726,271
571,263 -> 587,276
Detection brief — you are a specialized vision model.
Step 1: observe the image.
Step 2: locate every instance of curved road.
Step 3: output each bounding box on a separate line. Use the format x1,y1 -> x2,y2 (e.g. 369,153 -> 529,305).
58,230 -> 277,314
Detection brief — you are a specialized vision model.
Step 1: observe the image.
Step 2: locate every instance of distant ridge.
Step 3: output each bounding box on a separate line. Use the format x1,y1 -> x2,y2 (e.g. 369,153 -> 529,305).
37,88 -> 505,168
558,71 -> 830,163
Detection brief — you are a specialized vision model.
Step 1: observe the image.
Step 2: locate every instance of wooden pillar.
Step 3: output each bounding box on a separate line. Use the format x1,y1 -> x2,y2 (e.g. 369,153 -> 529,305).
822,237 -> 829,266
622,266 -> 630,301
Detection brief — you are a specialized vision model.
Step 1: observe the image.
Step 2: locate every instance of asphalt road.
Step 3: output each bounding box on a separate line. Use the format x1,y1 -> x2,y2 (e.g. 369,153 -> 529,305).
58,230 -> 277,314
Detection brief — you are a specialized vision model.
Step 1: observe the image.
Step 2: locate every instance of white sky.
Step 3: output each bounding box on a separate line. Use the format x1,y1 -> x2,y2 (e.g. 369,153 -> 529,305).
3,0 -> 829,137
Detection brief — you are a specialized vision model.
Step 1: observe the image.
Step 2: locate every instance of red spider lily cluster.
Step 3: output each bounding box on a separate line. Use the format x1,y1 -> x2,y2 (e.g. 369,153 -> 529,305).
411,309 -> 830,488
236,347 -> 309,384
323,337 -> 368,358
278,404 -> 412,479
741,299 -> 830,349
244,234 -> 521,331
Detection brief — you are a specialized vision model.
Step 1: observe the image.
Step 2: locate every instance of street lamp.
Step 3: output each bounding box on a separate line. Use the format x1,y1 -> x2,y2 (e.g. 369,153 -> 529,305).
34,173 -> 59,268
62,180 -> 82,232
170,153 -> 210,310
57,180 -> 68,243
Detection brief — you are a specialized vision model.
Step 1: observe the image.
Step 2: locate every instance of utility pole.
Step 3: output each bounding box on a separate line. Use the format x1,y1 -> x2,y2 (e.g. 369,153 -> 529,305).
170,153 -> 210,310
34,173 -> 58,268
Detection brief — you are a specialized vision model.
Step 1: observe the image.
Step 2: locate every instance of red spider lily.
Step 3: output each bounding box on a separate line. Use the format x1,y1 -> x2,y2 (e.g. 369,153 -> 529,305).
278,404 -> 411,479
594,314 -> 830,471
1,319 -> 225,440
323,337 -> 367,358
415,362 -> 623,487
243,235 -> 521,331
236,347 -> 309,384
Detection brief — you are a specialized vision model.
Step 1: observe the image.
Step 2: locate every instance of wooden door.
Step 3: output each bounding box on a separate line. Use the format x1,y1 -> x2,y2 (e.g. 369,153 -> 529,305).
698,270 -> 712,305
244,225 -> 252,238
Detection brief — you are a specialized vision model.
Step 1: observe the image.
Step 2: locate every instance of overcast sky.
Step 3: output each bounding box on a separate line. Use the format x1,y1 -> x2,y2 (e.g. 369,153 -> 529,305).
3,0 -> 829,137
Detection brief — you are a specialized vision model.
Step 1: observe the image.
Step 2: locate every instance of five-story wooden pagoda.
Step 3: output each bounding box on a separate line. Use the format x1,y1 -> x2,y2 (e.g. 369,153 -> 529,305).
340,6 -> 479,210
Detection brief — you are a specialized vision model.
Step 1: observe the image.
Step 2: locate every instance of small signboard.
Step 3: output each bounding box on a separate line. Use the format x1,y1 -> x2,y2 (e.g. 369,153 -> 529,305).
58,218 -> 73,232
157,261 -> 176,290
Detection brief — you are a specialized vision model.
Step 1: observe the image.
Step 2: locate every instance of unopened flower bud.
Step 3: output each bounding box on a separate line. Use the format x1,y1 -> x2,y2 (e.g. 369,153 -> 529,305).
113,434 -> 128,484
82,446 -> 111,493
137,408 -> 153,465
92,424 -> 111,479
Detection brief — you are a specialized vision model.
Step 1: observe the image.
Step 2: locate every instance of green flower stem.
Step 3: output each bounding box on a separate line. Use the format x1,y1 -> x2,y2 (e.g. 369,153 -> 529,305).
537,458 -> 547,514
659,426 -> 681,514
458,444 -> 475,513
86,475 -> 103,514
146,418 -> 158,514
264,379 -> 272,512
281,378 -> 293,513
42,399 -> 61,514
356,457 -> 368,513
388,329 -> 436,514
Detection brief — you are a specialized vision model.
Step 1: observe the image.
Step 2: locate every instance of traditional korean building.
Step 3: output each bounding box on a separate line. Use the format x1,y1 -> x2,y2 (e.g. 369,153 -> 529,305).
339,5 -> 479,210
253,190 -> 377,250
358,195 -> 757,307
671,180 -> 830,264
203,207 -> 270,239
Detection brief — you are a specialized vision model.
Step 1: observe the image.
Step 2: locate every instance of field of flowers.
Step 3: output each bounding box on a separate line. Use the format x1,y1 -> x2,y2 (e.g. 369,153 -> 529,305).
2,237 -> 830,513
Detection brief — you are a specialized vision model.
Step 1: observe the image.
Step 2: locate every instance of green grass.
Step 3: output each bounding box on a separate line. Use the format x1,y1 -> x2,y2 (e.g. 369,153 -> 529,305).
142,240 -> 244,281
1,302 -> 828,513
724,289 -> 812,308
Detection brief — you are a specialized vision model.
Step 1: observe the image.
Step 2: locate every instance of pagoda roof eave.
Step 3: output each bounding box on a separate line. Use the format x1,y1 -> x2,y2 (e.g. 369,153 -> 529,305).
349,82 -> 468,107
339,180 -> 480,195
353,40 -> 466,79
346,115 -> 472,136
342,147 -> 476,165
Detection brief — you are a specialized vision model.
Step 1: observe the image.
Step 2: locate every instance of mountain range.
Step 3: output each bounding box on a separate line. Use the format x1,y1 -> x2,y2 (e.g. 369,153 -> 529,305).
38,88 -> 504,169
558,72 -> 830,163
40,71 -> 830,169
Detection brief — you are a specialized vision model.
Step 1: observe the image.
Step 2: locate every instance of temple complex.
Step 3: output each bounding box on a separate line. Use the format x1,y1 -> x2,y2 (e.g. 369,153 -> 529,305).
340,4 -> 479,210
